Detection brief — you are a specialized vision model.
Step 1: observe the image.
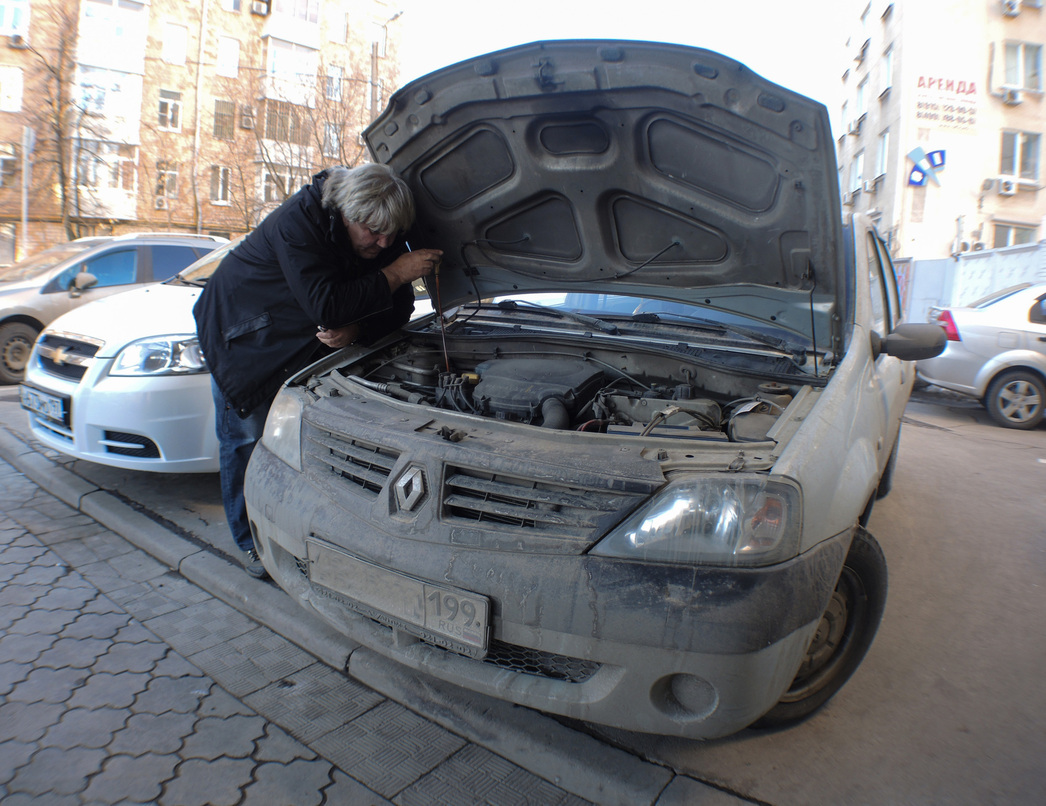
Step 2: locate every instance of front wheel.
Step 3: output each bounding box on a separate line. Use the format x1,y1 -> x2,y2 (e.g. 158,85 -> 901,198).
0,322 -> 40,385
753,527 -> 887,728
985,370 -> 1045,429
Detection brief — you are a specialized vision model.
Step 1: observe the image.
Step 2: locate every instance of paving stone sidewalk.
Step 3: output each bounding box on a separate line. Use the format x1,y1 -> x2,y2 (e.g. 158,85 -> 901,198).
0,457 -> 592,805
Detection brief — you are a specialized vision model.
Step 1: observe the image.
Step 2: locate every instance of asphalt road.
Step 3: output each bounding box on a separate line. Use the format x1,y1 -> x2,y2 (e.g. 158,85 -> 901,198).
1,384 -> 1043,805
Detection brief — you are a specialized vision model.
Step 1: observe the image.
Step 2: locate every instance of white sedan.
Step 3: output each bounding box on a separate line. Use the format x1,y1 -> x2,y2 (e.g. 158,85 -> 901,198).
20,241 -> 437,473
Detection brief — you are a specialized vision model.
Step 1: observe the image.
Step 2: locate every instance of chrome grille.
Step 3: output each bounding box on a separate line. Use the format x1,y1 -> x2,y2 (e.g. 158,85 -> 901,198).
305,427 -> 400,497
443,467 -> 638,538
35,333 -> 101,382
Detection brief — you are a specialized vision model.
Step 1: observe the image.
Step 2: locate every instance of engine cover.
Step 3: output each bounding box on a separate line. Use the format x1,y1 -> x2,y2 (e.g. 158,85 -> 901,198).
473,358 -> 604,420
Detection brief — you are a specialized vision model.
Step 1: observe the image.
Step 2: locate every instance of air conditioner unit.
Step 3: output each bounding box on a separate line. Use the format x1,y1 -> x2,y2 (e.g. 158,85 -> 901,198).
7,34 -> 27,49
847,119 -> 861,136
240,105 -> 255,130
973,241 -> 987,251
1002,0 -> 1021,16
250,0 -> 271,16
863,180 -> 877,194
999,178 -> 1018,195
982,178 -> 998,192
842,191 -> 855,207
154,197 -> 169,210
1002,88 -> 1022,105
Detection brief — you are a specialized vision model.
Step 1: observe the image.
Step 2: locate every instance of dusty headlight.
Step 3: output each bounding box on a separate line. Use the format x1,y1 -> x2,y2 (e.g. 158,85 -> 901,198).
261,388 -> 304,471
110,335 -> 207,376
591,475 -> 801,567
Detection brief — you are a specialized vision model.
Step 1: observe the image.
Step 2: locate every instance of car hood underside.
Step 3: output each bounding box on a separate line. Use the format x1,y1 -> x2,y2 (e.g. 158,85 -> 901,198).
365,39 -> 843,346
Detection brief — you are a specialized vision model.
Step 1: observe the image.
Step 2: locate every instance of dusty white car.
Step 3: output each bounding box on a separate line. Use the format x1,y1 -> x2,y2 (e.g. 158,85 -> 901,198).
244,41 -> 944,738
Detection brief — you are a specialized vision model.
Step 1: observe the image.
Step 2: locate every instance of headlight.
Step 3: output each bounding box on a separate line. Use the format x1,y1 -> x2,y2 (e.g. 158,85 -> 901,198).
260,388 -> 304,471
590,475 -> 801,567
110,335 -> 207,376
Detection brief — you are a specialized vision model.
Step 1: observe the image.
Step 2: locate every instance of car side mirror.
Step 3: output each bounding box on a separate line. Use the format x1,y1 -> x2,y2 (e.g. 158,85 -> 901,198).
69,270 -> 98,297
871,323 -> 946,361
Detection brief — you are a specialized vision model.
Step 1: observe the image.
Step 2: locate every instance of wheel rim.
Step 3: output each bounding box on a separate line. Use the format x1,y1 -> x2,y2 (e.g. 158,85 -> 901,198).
2,335 -> 31,373
778,567 -> 863,703
997,379 -> 1042,424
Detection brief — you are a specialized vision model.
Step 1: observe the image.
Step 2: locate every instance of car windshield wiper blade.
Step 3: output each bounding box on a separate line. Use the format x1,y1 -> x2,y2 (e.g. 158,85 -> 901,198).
166,275 -> 206,288
631,311 -> 797,353
495,299 -> 619,334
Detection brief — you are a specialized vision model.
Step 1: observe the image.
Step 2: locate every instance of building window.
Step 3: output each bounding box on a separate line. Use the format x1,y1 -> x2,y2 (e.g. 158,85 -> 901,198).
993,223 -> 1036,248
264,99 -> 308,145
217,36 -> 239,78
274,0 -> 318,23
221,0 -> 241,11
0,64 -> 22,112
0,142 -> 16,187
850,151 -> 865,193
323,123 -> 339,157
156,161 -> 178,199
0,0 -> 29,36
214,99 -> 235,140
1000,130 -> 1041,180
876,130 -> 889,177
162,23 -> 188,65
158,90 -> 181,131
1004,42 -> 1042,91
881,47 -> 893,94
210,165 -> 231,203
325,65 -> 342,101
76,141 -> 136,191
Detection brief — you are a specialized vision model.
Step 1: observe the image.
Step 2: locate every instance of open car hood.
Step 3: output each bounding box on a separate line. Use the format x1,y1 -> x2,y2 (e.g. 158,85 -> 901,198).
365,40 -> 844,349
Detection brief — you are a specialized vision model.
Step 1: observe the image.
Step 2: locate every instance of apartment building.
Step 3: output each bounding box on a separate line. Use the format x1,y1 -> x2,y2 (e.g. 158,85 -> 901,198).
836,0 -> 1046,260
0,0 -> 404,262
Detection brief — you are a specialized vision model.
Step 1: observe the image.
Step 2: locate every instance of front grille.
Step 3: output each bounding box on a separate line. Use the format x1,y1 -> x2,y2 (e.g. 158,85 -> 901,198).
484,640 -> 600,683
102,431 -> 160,458
305,426 -> 401,498
443,466 -> 638,540
35,333 -> 101,382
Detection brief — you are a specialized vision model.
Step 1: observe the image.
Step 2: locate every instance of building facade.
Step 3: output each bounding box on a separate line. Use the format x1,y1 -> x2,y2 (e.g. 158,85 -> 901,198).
0,0 -> 404,263
837,0 -> 1046,261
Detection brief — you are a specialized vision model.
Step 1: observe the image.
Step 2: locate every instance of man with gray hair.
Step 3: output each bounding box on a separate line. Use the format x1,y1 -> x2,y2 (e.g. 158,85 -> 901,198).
194,163 -> 441,578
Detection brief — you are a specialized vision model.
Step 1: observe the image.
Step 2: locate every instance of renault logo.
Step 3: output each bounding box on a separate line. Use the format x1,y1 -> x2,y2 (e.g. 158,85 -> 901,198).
394,466 -> 426,512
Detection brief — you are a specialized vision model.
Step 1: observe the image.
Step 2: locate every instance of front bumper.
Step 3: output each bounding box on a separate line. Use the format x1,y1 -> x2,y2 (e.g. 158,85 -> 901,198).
245,437 -> 849,739
23,366 -> 218,473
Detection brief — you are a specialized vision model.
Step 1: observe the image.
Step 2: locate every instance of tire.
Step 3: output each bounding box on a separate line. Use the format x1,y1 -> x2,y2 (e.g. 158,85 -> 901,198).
752,527 -> 887,729
985,370 -> 1045,430
0,322 -> 40,385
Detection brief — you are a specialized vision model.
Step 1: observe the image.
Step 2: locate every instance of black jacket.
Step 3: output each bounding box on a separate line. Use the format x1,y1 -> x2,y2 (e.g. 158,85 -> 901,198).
193,170 -> 414,417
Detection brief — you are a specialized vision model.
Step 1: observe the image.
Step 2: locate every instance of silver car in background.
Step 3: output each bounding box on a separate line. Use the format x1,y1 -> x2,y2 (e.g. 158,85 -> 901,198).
917,283 -> 1046,429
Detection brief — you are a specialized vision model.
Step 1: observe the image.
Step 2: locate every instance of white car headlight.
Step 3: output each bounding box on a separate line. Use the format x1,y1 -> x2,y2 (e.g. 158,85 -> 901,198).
110,335 -> 207,376
591,475 -> 801,567
261,388 -> 304,471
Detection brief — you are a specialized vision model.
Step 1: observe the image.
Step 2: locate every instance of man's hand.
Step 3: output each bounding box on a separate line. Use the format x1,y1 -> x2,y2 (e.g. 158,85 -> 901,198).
381,248 -> 443,292
315,323 -> 360,349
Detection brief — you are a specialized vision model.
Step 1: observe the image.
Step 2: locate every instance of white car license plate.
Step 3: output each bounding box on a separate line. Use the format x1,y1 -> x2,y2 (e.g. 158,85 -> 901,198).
306,539 -> 490,657
19,384 -> 69,425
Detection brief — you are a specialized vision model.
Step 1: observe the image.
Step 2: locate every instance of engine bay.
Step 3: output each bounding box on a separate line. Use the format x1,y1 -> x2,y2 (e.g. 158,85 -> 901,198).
331,328 -> 800,444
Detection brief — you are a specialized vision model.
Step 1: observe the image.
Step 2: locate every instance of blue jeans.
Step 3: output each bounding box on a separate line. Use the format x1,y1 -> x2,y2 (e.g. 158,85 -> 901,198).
212,378 -> 271,553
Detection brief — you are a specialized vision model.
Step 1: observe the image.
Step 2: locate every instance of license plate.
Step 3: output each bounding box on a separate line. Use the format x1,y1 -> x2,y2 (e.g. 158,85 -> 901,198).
306,539 -> 490,658
19,384 -> 69,425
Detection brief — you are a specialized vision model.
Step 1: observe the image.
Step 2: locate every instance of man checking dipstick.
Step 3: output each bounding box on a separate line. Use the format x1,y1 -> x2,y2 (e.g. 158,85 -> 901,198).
193,163 -> 442,578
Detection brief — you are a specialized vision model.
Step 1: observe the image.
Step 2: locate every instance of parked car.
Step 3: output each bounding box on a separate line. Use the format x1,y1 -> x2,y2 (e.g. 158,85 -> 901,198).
20,240 -> 434,474
917,283 -> 1046,429
19,241 -> 238,473
242,41 -> 945,739
0,232 -> 225,384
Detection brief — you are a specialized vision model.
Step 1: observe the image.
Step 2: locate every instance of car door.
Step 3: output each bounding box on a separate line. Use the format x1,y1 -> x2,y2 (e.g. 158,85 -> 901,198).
41,245 -> 143,324
865,230 -> 908,472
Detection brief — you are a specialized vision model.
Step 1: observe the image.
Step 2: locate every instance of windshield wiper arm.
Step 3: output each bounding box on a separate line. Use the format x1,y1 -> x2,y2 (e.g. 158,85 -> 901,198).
496,299 -> 619,334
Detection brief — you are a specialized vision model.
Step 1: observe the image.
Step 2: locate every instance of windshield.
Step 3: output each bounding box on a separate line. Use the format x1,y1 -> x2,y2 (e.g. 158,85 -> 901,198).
0,240 -> 103,282
170,238 -> 240,285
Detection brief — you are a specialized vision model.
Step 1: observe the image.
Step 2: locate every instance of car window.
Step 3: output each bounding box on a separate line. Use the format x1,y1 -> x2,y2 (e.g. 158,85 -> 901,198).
865,233 -> 890,334
150,244 -> 203,281
81,248 -> 138,288
0,240 -> 101,282
1031,294 -> 1046,325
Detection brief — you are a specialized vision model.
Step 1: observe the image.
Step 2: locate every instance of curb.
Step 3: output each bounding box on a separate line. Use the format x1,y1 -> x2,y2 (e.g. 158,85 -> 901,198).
0,424 -> 676,806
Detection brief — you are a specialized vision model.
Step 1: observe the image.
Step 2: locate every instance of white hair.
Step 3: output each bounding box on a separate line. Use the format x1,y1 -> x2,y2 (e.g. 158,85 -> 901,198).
321,163 -> 415,236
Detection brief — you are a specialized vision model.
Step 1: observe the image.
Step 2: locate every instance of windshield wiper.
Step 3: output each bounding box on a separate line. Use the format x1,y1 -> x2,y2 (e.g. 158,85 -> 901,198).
166,275 -> 206,288
496,299 -> 619,334
630,311 -> 798,354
